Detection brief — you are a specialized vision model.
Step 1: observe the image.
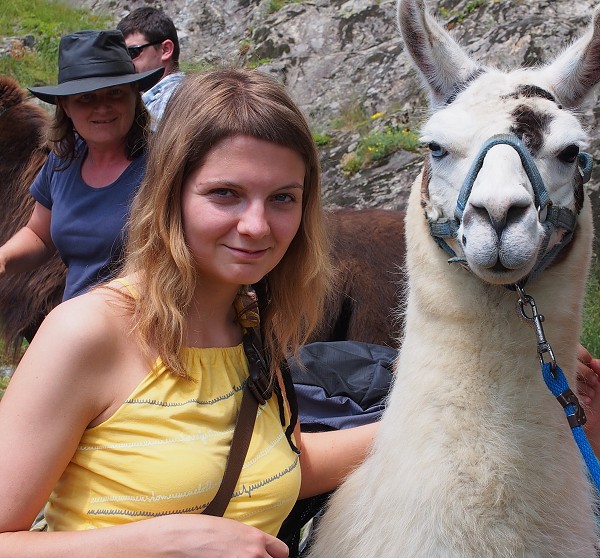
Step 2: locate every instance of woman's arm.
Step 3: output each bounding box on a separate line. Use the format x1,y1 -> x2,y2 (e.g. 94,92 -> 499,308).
0,295 -> 114,533
0,515 -> 289,558
0,202 -> 56,276
296,422 -> 379,499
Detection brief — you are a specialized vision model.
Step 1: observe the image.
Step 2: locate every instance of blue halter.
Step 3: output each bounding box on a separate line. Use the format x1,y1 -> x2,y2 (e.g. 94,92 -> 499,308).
429,133 -> 592,284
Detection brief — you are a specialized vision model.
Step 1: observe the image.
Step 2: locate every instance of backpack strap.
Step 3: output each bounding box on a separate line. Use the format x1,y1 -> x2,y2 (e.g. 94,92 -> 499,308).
202,325 -> 272,517
202,370 -> 259,516
203,279 -> 300,516
253,278 -> 300,453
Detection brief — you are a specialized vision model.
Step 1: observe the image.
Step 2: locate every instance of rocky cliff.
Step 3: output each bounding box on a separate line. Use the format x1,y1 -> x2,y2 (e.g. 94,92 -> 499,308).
69,0 -> 599,233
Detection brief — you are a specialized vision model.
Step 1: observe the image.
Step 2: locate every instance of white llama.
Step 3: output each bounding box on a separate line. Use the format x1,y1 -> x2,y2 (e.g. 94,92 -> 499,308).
308,1 -> 600,557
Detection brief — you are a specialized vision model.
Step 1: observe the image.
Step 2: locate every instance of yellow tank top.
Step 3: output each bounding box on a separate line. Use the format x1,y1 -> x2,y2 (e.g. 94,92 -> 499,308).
45,344 -> 301,535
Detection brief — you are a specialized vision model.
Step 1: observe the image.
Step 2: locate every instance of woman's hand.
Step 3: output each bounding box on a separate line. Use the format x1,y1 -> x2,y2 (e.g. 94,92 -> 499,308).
146,514 -> 289,558
576,344 -> 600,455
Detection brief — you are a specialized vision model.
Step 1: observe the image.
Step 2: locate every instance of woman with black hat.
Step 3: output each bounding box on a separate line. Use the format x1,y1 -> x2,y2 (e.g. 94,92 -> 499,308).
0,30 -> 162,301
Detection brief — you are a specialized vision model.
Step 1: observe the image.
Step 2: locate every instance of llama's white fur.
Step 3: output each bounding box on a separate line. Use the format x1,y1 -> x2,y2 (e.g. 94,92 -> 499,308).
308,1 -> 600,556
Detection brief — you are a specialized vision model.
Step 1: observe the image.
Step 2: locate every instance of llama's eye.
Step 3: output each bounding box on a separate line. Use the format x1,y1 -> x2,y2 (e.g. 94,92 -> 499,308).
557,144 -> 580,164
428,142 -> 447,159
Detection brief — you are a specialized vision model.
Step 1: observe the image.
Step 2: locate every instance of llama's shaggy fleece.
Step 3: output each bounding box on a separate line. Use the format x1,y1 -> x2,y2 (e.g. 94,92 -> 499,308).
0,76 -> 64,358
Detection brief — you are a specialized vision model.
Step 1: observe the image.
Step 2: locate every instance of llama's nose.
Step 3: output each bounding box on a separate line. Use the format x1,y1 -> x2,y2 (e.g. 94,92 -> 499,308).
465,144 -> 534,238
468,199 -> 530,237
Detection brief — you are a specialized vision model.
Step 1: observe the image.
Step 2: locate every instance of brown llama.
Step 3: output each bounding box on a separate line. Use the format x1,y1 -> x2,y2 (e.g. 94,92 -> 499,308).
0,76 -> 65,360
309,208 -> 405,347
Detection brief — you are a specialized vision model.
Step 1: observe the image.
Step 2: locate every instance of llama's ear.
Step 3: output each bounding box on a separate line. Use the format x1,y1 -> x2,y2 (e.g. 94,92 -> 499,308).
542,6 -> 600,108
397,0 -> 480,109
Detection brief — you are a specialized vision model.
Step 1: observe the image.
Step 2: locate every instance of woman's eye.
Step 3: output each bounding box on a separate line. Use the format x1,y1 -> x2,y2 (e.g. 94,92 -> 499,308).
108,87 -> 127,98
557,144 -> 580,164
272,193 -> 295,203
428,142 -> 447,159
212,188 -> 234,197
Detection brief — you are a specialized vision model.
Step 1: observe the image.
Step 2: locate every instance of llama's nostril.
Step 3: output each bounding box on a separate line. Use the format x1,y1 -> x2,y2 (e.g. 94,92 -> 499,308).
506,205 -> 528,227
462,234 -> 467,247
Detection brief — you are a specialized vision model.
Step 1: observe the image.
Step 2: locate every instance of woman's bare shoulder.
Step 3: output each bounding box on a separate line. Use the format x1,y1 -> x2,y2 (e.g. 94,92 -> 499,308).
24,282 -> 136,380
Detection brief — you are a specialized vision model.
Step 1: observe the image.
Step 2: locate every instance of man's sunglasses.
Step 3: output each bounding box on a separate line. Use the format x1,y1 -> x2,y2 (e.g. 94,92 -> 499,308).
127,40 -> 163,60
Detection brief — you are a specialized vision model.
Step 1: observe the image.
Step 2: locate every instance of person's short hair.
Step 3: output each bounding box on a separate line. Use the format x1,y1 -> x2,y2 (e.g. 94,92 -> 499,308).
117,7 -> 180,65
122,68 -> 332,377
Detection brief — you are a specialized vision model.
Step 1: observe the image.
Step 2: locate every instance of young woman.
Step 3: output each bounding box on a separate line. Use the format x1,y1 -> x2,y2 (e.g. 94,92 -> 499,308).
0,30 -> 163,300
0,69 -> 376,557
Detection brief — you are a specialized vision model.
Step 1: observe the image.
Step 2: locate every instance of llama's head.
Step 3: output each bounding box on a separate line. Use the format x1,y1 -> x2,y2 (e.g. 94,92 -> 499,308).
398,0 -> 600,286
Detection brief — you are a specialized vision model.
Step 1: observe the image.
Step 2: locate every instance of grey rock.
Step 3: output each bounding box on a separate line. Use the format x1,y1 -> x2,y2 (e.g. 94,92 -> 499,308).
62,0 -> 600,238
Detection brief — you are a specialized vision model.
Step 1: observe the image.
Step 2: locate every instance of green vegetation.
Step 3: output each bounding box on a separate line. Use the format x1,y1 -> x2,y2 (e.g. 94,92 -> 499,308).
341,125 -> 420,175
267,0 -> 305,14
312,131 -> 331,147
0,338 -> 23,400
331,101 -> 371,133
439,0 -> 486,23
330,102 -> 421,175
0,0 -> 112,87
0,375 -> 8,400
245,57 -> 273,69
179,60 -> 214,74
582,257 -> 600,356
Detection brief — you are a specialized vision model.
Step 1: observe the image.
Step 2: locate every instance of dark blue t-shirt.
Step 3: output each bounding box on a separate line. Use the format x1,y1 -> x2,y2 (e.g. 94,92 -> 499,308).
30,143 -> 146,300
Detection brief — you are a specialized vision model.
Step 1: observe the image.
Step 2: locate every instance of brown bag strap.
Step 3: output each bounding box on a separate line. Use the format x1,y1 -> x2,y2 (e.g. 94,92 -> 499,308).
202,328 -> 272,517
202,383 -> 259,516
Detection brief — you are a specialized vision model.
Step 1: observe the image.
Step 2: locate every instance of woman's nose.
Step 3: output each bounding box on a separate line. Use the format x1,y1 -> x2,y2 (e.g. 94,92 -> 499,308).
237,202 -> 271,238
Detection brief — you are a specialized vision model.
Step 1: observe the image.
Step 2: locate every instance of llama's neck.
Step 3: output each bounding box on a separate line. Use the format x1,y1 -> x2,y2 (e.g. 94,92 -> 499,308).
387,175 -> 593,451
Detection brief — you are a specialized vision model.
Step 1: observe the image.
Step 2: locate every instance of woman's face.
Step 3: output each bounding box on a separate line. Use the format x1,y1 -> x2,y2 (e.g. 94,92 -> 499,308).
60,85 -> 137,149
181,134 -> 305,291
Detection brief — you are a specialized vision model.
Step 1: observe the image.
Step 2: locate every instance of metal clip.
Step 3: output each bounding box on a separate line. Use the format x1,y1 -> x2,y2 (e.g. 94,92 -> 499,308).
556,388 -> 587,428
515,285 -> 557,375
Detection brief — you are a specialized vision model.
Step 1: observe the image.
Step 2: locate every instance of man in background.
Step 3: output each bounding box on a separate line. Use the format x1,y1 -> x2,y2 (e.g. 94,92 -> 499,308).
117,7 -> 185,130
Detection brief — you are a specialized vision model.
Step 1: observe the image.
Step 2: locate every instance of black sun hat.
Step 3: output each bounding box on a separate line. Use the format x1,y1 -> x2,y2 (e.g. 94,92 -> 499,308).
28,30 -> 164,105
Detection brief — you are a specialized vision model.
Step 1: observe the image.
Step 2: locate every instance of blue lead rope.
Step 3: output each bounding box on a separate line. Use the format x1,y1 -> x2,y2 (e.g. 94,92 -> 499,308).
541,362 -> 600,491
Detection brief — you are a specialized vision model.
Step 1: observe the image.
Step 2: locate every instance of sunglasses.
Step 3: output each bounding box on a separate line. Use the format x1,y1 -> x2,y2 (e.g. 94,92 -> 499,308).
127,40 -> 163,60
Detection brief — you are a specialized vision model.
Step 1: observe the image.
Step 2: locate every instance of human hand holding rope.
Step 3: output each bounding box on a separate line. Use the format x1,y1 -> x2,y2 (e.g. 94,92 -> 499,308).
576,343 -> 600,455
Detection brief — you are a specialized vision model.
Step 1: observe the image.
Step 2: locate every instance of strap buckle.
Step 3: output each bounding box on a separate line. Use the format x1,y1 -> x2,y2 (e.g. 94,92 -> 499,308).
243,330 -> 273,404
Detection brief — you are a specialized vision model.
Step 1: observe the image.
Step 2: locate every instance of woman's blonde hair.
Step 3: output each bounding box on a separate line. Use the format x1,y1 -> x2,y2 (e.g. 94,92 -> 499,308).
122,68 -> 332,376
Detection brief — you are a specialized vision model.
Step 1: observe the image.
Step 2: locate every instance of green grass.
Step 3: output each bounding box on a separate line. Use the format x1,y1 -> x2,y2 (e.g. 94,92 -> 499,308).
0,0 -> 112,87
439,0 -> 486,24
0,339 -> 20,400
341,125 -> 421,175
179,60 -> 214,74
0,376 -> 8,400
331,103 -> 422,175
267,0 -> 305,14
245,57 -> 273,69
330,101 -> 371,133
312,131 -> 331,147
582,257 -> 600,356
